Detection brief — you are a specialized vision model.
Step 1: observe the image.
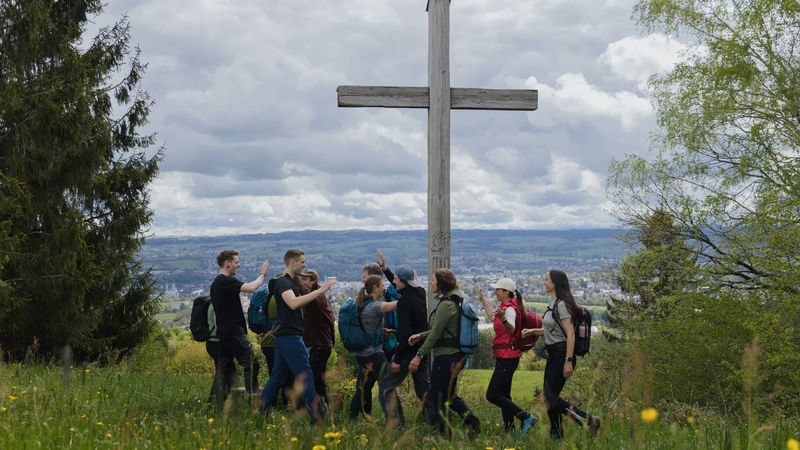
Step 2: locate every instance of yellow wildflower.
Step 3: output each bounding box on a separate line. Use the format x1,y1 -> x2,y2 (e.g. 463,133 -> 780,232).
641,408 -> 658,423
9,396 -> 17,401
208,418 -> 214,424
291,437 -> 298,442
312,446 -> 326,450
788,438 -> 799,450
324,432 -> 341,439
687,416 -> 695,424
20,391 -> 26,395
96,422 -> 103,426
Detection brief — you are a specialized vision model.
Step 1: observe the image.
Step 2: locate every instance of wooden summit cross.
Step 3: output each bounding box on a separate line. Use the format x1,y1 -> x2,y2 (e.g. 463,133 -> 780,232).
337,0 -> 538,310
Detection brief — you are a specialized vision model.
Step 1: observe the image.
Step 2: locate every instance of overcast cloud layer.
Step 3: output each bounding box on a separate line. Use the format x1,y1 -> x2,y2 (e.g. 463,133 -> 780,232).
94,0 -> 689,236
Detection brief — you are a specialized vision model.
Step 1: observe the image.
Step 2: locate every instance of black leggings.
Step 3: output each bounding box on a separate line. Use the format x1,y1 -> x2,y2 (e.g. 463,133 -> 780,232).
486,357 -> 528,431
429,352 -> 480,436
543,343 -> 589,438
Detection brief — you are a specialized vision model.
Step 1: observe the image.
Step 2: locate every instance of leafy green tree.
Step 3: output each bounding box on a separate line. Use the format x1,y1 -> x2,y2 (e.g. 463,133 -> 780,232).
0,0 -> 162,359
606,210 -> 698,329
608,0 -> 800,292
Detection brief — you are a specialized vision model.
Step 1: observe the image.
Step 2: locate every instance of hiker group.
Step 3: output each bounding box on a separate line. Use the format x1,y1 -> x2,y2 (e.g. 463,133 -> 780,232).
191,248 -> 600,439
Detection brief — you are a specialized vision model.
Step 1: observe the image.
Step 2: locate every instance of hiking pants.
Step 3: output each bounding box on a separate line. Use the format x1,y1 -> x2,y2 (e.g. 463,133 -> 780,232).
349,352 -> 388,420
379,352 -> 436,427
308,347 -> 332,406
216,333 -> 260,398
486,357 -> 528,431
261,346 -> 295,408
260,335 -> 323,423
543,343 -> 589,438
429,352 -> 480,436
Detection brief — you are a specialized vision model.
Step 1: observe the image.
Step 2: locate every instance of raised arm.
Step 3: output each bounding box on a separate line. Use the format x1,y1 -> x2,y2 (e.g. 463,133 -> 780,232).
476,284 -> 495,320
282,279 -> 336,310
240,260 -> 270,293
380,300 -> 398,313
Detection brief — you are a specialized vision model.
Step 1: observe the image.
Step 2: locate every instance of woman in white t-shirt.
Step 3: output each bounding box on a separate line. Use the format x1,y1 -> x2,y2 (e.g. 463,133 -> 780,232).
477,278 -> 538,434
522,269 -> 601,439
349,275 -> 398,420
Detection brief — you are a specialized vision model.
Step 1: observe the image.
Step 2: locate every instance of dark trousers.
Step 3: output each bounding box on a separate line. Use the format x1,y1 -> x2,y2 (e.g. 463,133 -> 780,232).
261,346 -> 295,408
486,357 -> 528,431
308,348 -> 332,405
429,352 -> 480,436
216,334 -> 260,398
349,352 -> 388,420
205,340 -> 227,402
379,352 -> 436,427
543,343 -> 588,438
260,335 -> 323,423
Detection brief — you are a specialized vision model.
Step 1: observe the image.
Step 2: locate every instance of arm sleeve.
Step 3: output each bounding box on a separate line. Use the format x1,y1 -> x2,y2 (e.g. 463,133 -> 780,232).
505,308 -> 517,332
417,301 -> 454,357
222,276 -> 244,293
393,298 -> 413,359
383,267 -> 396,288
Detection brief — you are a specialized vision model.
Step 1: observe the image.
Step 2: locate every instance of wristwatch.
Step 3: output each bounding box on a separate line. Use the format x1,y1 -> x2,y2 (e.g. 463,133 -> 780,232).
416,351 -> 424,359
501,318 -> 508,324
566,356 -> 574,362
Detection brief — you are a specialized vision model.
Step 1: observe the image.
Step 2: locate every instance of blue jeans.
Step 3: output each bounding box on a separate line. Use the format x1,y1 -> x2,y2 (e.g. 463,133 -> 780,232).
260,335 -> 323,422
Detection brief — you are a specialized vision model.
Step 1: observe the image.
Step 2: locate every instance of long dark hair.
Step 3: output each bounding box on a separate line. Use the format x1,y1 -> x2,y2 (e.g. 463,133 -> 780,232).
514,289 -> 525,317
356,275 -> 383,309
548,269 -> 581,322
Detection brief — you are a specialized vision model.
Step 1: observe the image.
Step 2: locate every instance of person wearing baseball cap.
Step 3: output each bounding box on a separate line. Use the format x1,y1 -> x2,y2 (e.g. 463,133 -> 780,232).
477,277 -> 538,434
375,252 -> 436,429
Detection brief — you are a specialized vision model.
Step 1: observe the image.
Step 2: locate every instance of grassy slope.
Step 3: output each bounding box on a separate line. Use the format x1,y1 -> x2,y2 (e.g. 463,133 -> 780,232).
0,361 -> 796,449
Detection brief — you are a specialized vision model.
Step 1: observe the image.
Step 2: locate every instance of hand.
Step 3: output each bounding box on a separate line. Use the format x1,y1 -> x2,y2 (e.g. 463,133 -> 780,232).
377,250 -> 387,271
476,284 -> 484,300
259,260 -> 270,276
409,356 -> 421,373
322,279 -> 337,291
413,269 -> 418,281
383,328 -> 395,336
495,307 -> 506,322
391,362 -> 401,373
563,360 -> 574,379
521,329 -> 531,338
408,334 -> 420,345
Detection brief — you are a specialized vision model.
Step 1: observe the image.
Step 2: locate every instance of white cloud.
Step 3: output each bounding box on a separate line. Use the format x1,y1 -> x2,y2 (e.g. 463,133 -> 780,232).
598,34 -> 689,90
91,0 -> 656,235
525,73 -> 652,131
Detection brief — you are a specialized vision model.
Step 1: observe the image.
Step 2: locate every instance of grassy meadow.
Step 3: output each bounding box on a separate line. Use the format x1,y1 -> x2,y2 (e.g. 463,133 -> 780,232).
1,338 -> 798,450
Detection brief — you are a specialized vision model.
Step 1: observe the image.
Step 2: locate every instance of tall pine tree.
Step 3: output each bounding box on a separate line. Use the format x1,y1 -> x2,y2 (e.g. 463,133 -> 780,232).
0,0 -> 162,359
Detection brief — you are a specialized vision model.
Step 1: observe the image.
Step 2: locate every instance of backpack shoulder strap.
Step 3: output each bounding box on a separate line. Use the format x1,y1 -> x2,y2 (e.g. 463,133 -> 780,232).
552,298 -> 568,337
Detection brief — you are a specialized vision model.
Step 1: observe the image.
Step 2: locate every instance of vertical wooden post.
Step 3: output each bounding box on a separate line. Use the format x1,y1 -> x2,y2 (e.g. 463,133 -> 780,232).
427,0 -> 450,313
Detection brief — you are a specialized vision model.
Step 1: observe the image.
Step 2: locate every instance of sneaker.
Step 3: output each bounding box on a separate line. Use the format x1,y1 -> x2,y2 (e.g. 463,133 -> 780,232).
588,415 -> 601,437
520,414 -> 537,434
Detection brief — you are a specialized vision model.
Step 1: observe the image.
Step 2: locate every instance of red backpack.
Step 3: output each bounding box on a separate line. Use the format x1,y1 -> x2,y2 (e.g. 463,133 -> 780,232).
515,310 -> 542,352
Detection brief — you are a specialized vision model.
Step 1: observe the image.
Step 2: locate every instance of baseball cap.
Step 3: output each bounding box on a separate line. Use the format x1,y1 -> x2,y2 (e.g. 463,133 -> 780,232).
489,278 -> 516,292
394,265 -> 420,288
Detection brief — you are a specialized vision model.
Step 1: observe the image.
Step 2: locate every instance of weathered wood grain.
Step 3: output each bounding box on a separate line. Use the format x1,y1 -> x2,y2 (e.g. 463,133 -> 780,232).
337,86 -> 538,111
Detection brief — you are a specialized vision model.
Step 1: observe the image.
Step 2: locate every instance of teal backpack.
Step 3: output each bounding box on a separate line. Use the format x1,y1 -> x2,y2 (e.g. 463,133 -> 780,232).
338,298 -> 384,352
247,274 -> 289,334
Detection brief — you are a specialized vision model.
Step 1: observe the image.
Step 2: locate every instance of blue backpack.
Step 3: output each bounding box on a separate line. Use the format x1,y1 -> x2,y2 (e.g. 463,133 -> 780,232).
434,294 -> 479,355
247,274 -> 287,334
338,298 -> 384,352
383,285 -> 401,353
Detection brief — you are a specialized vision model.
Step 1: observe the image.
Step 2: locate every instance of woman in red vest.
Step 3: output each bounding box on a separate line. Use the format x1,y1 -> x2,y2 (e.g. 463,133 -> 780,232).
477,278 -> 538,434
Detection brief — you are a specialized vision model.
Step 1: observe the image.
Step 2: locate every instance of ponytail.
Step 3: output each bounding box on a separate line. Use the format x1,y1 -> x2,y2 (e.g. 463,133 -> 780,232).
515,289 -> 525,316
357,275 -> 383,310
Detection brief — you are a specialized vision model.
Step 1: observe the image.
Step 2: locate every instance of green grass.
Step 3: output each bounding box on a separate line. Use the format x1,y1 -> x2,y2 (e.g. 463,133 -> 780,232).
156,313 -> 178,321
0,359 -> 797,449
458,369 -> 543,401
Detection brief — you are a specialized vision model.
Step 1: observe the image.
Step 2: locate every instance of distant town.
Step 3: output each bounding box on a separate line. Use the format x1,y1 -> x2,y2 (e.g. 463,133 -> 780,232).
145,229 -> 626,329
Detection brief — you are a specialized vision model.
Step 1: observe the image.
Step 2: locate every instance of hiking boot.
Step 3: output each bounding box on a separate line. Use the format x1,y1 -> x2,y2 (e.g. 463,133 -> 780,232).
588,415 -> 601,437
520,414 -> 537,434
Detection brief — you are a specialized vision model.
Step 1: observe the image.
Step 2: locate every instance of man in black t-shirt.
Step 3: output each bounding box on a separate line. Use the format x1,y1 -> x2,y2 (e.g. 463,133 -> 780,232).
259,249 -> 336,423
210,249 -> 270,402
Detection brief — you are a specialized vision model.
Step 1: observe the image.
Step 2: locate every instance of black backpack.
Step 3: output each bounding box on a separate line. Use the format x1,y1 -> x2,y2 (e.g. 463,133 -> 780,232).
190,296 -> 214,342
551,299 -> 592,356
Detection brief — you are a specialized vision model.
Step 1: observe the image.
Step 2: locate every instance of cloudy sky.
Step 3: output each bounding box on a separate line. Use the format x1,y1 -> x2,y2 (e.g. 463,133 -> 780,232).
94,0 -> 687,237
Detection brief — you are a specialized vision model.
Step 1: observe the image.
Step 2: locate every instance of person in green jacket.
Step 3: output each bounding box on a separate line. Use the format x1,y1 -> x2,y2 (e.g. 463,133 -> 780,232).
408,268 -> 481,438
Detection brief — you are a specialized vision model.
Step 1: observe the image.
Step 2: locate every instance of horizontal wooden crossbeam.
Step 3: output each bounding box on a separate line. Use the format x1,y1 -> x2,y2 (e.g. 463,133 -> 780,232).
337,86 -> 538,111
